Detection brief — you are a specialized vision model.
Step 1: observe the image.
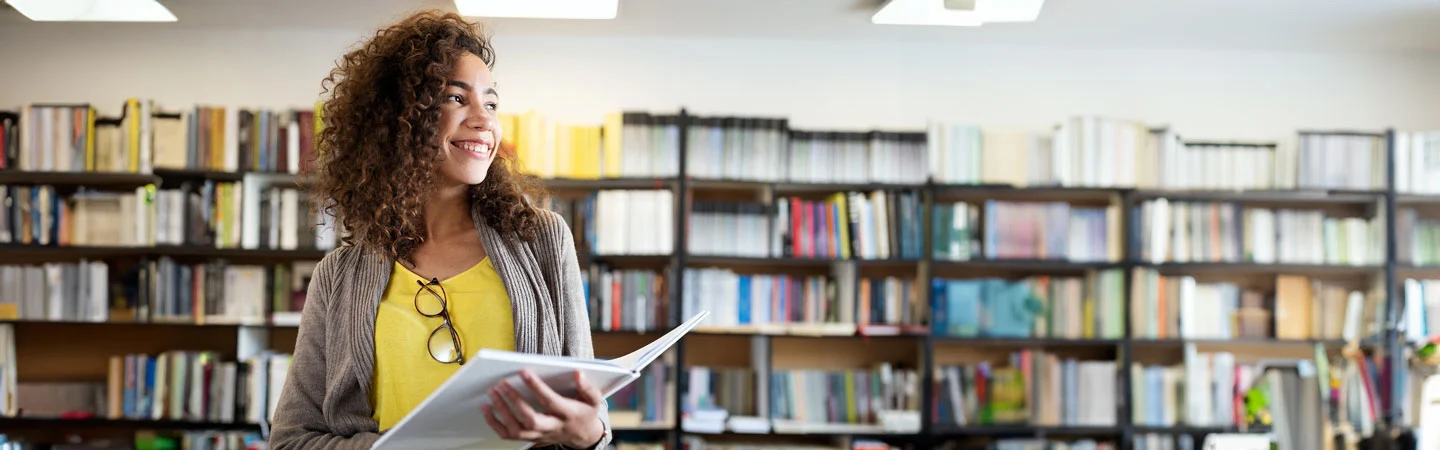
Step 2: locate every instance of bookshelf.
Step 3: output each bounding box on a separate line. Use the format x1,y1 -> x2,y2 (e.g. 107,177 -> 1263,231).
0,105 -> 1418,450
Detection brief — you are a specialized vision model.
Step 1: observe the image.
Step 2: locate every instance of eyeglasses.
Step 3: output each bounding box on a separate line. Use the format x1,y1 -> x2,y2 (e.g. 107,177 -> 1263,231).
414,277 -> 465,365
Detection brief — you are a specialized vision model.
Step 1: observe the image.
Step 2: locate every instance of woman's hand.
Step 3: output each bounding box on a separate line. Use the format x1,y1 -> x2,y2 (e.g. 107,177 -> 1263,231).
483,369 -> 605,449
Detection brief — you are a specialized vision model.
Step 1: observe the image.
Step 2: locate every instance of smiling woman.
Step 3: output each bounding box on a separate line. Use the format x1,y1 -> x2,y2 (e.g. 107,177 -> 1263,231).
266,10 -> 611,450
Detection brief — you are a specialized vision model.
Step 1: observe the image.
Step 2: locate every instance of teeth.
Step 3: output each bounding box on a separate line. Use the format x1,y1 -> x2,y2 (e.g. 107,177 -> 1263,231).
454,142 -> 490,154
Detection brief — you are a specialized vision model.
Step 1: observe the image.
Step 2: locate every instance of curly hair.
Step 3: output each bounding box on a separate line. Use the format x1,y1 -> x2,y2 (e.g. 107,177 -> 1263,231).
312,10 -> 548,265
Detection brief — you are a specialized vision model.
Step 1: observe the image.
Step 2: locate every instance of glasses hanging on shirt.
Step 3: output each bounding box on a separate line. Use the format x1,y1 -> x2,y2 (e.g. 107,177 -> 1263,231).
414,278 -> 465,365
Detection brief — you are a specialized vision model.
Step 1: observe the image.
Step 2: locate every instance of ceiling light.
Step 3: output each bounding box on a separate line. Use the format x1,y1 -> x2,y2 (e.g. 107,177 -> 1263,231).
872,0 -> 1044,26
4,0 -> 177,22
453,0 -> 618,19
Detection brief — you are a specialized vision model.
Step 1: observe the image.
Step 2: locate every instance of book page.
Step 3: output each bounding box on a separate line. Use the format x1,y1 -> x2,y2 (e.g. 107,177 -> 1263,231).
609,310 -> 709,371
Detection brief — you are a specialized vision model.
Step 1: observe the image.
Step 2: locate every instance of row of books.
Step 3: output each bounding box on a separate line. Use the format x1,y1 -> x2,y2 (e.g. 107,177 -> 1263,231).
0,261 -> 108,322
1401,278 -> 1440,343
931,201 -> 980,261
1152,137 -> 1281,192
772,191 -> 925,260
1296,133 -> 1387,191
150,105 -> 315,174
769,364 -> 922,431
585,189 -> 676,256
2,103 -> 144,173
1133,349 -> 1379,446
688,200 -> 769,258
0,259 -> 314,326
2,185 -> 155,247
932,350 -> 1118,427
782,130 -> 928,185
158,432 -> 266,450
683,117 -> 787,183
608,361 -> 672,426
1135,199 -> 1385,266
1396,209 -> 1440,266
503,111 -> 680,180
1129,270 -> 1376,341
681,268 -> 851,333
1129,435 -> 1194,450
988,440 -> 1117,450
139,259 -> 313,326
0,103 -> 1417,195
1,183 -> 338,251
966,201 -> 1121,262
1130,351 -> 1242,427
686,367 -> 760,419
2,101 -> 319,175
931,270 -> 1125,339
1394,130 -> 1440,195
584,267 -> 669,332
104,351 -> 291,425
931,118 -> 1389,192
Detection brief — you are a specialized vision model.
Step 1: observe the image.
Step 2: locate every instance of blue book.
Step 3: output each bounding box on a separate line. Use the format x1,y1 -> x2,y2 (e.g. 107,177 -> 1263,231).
737,275 -> 751,325
946,280 -> 983,337
983,279 -> 1041,338
931,279 -> 948,335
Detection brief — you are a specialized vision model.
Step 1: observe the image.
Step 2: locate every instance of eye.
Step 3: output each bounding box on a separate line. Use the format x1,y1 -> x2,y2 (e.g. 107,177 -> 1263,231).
446,94 -> 464,104
484,102 -> 498,111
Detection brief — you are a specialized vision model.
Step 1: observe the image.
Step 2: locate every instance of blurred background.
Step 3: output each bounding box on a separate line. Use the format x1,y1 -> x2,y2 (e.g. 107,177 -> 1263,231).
3,1 -> 1440,449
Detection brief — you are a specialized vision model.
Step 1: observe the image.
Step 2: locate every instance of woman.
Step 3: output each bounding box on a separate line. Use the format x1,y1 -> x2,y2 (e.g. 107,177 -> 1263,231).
269,10 -> 610,450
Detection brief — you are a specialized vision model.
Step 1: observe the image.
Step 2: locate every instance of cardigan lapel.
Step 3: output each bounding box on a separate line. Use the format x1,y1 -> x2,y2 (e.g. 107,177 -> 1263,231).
471,205 -> 562,356
348,246 -> 391,403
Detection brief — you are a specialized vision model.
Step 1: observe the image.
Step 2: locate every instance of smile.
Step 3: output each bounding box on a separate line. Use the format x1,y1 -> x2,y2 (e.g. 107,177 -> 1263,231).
452,140 -> 493,159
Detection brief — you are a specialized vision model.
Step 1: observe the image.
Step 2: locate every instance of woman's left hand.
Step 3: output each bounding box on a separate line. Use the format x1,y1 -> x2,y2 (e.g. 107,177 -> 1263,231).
484,369 -> 605,449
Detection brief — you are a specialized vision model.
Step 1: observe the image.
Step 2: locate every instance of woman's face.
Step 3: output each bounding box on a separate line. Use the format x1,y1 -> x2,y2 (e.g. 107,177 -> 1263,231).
434,51 -> 502,187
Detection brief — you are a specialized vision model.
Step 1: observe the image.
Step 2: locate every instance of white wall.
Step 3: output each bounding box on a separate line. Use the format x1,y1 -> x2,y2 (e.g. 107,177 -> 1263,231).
3,26 -> 1440,144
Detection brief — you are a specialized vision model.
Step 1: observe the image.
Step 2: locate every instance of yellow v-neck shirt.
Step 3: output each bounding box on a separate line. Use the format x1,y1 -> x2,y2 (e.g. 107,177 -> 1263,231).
371,258 -> 516,431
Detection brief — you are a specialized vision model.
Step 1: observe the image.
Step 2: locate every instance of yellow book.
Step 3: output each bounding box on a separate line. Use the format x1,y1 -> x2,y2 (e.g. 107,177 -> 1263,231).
211,108 -> 224,171
844,371 -> 856,423
555,124 -> 573,178
575,125 -> 601,179
833,193 -> 851,260
602,111 -> 623,178
520,111 -> 548,177
498,113 -> 518,153
313,100 -> 325,158
85,106 -> 96,172
127,99 -> 140,173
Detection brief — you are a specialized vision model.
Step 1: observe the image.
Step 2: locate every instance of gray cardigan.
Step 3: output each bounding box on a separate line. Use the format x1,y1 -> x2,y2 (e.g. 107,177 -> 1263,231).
268,205 -> 611,450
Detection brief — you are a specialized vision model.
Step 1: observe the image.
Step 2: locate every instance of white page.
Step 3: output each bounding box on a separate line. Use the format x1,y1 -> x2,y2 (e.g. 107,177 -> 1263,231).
372,311 -> 709,450
609,310 -> 708,370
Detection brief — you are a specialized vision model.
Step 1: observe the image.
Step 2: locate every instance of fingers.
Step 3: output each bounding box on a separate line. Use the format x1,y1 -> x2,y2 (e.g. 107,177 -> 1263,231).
482,404 -> 512,437
520,370 -> 567,413
487,380 -> 563,442
573,370 -> 604,406
488,387 -> 529,436
500,381 -> 560,431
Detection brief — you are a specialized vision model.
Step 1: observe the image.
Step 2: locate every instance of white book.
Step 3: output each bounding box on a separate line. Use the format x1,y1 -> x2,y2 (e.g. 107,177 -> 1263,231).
371,311 -> 710,450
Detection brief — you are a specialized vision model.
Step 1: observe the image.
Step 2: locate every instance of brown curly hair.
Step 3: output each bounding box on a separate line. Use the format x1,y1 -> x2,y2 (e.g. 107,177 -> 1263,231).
312,10 -> 547,265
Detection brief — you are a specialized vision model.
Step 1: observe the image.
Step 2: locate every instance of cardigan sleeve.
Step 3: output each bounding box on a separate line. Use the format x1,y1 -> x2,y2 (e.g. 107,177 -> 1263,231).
269,251 -> 383,450
545,210 -> 613,450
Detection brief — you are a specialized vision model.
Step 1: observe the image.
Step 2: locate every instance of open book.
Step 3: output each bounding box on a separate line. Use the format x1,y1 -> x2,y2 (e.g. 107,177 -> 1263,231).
371,311 -> 710,450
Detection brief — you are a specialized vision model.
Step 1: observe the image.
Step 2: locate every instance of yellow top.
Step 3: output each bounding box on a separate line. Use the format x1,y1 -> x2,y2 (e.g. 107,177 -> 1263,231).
371,258 -> 516,431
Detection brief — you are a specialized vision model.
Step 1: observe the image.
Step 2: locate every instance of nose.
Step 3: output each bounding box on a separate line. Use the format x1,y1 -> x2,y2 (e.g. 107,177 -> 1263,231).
464,104 -> 496,131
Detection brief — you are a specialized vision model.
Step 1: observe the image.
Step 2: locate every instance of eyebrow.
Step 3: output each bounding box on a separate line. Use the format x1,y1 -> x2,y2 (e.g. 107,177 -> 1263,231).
445,80 -> 500,98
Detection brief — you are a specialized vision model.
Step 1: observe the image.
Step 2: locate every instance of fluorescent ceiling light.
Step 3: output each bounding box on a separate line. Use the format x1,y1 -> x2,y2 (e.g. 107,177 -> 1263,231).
454,0 -> 618,19
4,0 -> 177,22
872,0 -> 1044,26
